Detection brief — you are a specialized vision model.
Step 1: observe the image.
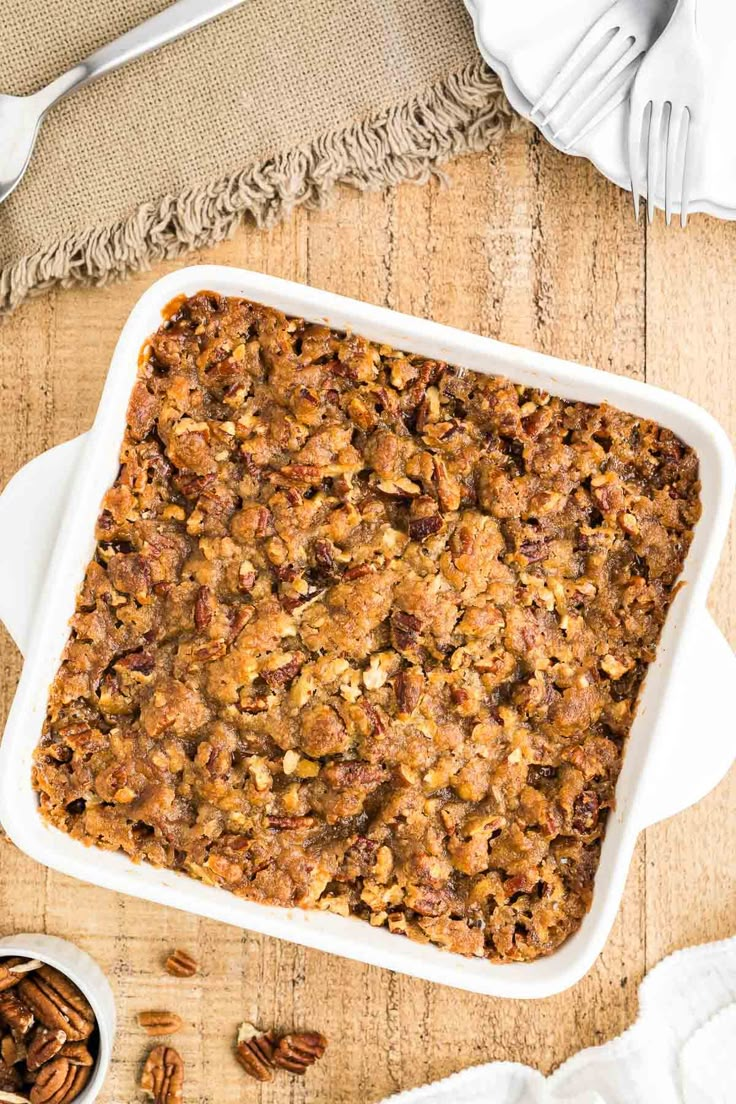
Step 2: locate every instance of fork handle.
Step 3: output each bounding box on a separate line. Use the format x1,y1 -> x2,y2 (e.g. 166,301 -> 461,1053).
33,0 -> 248,113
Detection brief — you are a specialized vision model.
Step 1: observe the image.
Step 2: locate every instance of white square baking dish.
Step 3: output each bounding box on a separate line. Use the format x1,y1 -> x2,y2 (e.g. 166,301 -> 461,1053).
0,265 -> 734,998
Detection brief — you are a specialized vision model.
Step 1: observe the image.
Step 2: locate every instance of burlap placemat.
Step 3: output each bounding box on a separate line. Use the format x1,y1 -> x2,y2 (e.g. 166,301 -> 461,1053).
0,0 -> 512,315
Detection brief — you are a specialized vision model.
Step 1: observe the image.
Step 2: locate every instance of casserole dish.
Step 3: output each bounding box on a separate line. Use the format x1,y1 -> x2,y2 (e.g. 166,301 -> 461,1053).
0,265 -> 733,997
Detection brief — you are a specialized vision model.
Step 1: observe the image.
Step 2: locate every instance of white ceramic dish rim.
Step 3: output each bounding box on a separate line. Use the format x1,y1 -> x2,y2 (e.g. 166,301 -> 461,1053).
0,933 -> 115,1104
463,0 -> 736,222
0,264 -> 734,999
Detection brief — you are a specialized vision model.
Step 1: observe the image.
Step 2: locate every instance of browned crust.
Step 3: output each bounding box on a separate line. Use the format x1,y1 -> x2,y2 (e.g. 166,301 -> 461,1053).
34,292 -> 700,963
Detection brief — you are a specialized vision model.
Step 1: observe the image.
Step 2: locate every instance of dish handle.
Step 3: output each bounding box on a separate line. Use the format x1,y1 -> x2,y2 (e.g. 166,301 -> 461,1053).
638,609 -> 735,829
0,434 -> 87,656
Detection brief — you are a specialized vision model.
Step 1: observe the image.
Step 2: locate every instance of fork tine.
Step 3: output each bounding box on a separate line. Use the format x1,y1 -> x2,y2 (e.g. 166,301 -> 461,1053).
550,37 -> 638,141
547,29 -> 638,138
664,105 -> 683,227
680,110 -> 696,228
557,52 -> 642,149
628,98 -> 647,222
647,102 -> 663,224
531,14 -> 622,123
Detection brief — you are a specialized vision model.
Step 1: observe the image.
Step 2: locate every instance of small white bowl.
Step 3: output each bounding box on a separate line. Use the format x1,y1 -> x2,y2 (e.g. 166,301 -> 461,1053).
0,934 -> 115,1104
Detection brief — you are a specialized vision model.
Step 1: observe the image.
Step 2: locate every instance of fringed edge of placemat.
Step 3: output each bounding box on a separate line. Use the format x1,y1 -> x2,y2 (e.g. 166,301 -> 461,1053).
0,58 -> 513,316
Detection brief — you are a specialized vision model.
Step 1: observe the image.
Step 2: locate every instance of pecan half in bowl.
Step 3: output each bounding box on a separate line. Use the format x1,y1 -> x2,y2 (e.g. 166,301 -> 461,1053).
0,936 -> 114,1104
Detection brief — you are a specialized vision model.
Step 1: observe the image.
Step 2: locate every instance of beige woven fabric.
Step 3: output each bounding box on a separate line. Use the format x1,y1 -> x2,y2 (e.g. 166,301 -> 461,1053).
0,0 -> 511,314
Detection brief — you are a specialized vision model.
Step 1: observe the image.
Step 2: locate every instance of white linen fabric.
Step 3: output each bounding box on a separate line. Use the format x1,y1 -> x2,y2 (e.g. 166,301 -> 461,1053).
381,938 -> 736,1104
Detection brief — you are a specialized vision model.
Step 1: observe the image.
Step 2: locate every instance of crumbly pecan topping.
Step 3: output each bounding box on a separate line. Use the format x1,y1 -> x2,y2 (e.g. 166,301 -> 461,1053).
0,960 -> 96,1104
35,292 -> 700,963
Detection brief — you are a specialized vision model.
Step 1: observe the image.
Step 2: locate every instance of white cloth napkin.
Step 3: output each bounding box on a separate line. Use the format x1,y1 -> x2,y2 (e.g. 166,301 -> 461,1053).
381,938 -> 736,1104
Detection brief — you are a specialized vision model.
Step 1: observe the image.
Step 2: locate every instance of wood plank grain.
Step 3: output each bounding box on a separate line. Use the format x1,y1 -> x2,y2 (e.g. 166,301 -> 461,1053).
0,128 -> 731,1104
643,213 -> 736,969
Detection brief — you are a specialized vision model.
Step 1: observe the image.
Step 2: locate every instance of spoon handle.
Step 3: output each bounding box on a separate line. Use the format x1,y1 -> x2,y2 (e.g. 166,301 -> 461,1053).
34,0 -> 248,112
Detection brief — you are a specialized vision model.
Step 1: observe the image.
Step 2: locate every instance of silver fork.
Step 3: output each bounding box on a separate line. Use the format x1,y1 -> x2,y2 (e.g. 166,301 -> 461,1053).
530,0 -> 671,148
627,0 -> 706,226
0,0 -> 248,207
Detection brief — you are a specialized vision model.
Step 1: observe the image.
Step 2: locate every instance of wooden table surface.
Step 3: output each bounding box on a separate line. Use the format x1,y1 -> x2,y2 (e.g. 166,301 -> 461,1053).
1,125 -> 734,1103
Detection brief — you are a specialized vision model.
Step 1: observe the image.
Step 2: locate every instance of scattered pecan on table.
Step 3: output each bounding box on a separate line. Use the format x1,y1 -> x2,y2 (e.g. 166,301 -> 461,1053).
235,1023 -> 277,1083
140,1046 -> 184,1104
273,1032 -> 328,1074
137,1012 -> 183,1037
163,951 -> 197,979
235,1022 -> 328,1082
0,957 -> 97,1104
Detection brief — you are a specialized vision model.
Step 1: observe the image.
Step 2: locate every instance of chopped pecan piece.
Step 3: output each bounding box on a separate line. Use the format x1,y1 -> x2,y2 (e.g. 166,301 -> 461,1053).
194,585 -> 214,630
518,539 -> 548,563
261,654 -> 303,690
571,790 -> 600,833
408,513 -> 442,542
188,639 -> 227,664
237,560 -> 257,592
343,563 -> 373,581
140,1047 -> 183,1104
137,1012 -> 183,1037
394,668 -> 424,716
173,471 -> 216,499
312,540 -> 336,573
227,604 -> 253,643
390,610 -> 422,654
276,464 -> 322,485
321,761 -> 388,790
344,836 -> 378,875
115,650 -> 155,677
266,816 -> 315,831
361,699 -> 385,736
273,1031 -> 328,1075
234,1023 -> 276,1083
238,694 -> 269,714
163,951 -> 197,979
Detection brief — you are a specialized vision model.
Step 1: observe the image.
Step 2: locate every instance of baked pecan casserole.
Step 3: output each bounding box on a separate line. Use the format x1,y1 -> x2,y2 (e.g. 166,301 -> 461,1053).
33,293 -> 700,963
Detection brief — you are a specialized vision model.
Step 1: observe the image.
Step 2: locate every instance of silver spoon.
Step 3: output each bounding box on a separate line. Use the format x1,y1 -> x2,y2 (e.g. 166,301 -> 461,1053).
0,0 -> 248,206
